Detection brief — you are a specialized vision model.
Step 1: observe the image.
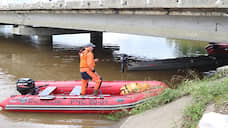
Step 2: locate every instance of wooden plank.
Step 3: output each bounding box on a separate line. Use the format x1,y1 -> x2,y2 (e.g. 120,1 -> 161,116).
39,95 -> 56,100
69,86 -> 81,96
38,87 -> 56,96
39,94 -> 111,100
59,95 -> 109,99
73,95 -> 104,99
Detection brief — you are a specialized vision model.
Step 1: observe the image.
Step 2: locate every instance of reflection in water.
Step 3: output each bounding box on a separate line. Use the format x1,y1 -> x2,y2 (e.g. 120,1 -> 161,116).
0,111 -> 115,128
103,33 -> 209,60
167,39 -> 208,57
0,28 -> 211,128
0,34 -> 183,81
104,33 -> 177,59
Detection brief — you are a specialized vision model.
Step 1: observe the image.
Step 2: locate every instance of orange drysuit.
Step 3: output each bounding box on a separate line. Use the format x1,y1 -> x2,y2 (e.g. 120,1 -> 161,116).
79,47 -> 102,95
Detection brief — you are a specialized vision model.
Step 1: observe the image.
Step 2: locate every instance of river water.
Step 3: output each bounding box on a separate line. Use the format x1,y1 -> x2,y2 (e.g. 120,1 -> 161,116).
0,26 -> 210,128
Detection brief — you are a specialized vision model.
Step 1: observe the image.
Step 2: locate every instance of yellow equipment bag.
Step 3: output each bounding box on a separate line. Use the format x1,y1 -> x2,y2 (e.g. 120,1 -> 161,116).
120,82 -> 149,95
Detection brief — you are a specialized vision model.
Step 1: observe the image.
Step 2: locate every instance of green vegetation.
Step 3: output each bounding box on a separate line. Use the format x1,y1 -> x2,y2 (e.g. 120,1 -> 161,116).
181,73 -> 228,128
106,72 -> 228,128
104,88 -> 182,121
130,88 -> 182,115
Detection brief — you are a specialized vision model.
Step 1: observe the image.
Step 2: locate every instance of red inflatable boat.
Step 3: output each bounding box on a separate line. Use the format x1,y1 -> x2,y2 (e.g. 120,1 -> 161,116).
0,78 -> 167,114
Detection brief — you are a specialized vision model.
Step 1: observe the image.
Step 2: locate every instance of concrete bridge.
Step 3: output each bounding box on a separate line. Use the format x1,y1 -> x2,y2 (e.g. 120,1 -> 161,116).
1,0 -> 228,47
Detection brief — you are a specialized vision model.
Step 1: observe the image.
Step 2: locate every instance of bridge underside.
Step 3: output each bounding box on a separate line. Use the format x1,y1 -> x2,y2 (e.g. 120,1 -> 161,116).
12,26 -> 91,36
0,11 -> 227,43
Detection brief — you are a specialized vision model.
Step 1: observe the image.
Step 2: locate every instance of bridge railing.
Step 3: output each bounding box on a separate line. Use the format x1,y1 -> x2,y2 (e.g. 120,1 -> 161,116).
0,0 -> 228,10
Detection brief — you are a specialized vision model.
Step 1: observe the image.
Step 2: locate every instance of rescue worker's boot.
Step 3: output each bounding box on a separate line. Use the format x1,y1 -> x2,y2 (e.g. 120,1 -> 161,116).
93,89 -> 99,96
81,79 -> 89,95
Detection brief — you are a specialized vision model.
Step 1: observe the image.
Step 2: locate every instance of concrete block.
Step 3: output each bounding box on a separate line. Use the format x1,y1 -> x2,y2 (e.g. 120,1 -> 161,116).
2,0 -> 228,10
179,0 -> 224,8
119,0 -> 146,8
146,0 -> 177,8
104,0 -> 122,8
49,0 -> 67,9
7,0 -> 23,10
0,1 -> 9,10
38,0 -> 60,9
15,0 -> 42,10
219,0 -> 228,7
22,0 -> 41,10
65,0 -> 79,9
77,0 -> 104,9
65,0 -> 85,9
99,0 -> 105,7
217,65 -> 228,74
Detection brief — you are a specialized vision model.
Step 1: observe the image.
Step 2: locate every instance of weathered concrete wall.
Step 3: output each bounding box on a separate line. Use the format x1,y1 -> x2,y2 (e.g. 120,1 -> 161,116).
1,0 -> 228,10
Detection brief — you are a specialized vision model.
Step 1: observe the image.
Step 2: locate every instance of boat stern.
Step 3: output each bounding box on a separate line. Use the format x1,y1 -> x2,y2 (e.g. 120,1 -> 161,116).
0,101 -> 4,110
0,97 -> 11,111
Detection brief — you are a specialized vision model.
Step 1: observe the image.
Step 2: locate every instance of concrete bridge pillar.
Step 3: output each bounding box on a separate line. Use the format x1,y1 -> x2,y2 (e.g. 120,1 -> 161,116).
36,35 -> 53,45
12,25 -> 53,45
90,32 -> 103,49
12,25 -> 92,46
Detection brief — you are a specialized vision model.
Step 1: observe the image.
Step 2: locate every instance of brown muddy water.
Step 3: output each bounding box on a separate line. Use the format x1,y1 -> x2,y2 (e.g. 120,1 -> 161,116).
0,27 -> 211,128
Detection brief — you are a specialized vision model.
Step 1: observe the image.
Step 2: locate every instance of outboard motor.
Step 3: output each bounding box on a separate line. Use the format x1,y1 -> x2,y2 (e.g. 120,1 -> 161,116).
16,78 -> 35,95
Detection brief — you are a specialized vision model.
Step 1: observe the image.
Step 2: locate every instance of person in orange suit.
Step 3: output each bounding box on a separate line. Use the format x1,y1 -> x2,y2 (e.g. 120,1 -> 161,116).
79,46 -> 102,95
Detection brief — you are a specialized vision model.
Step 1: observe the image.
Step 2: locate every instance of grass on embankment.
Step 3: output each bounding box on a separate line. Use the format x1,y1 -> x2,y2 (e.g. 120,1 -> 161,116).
181,73 -> 228,128
106,72 -> 228,128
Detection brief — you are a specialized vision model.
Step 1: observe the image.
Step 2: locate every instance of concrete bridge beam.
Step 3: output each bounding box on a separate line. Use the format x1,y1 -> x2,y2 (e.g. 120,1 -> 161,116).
11,25 -> 105,47
1,0 -> 228,10
12,25 -> 90,36
0,12 -> 227,43
1,0 -> 228,42
12,25 -> 94,45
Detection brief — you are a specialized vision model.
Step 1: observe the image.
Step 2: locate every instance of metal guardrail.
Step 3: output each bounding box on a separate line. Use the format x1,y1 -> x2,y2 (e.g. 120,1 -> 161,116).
0,0 -> 228,10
